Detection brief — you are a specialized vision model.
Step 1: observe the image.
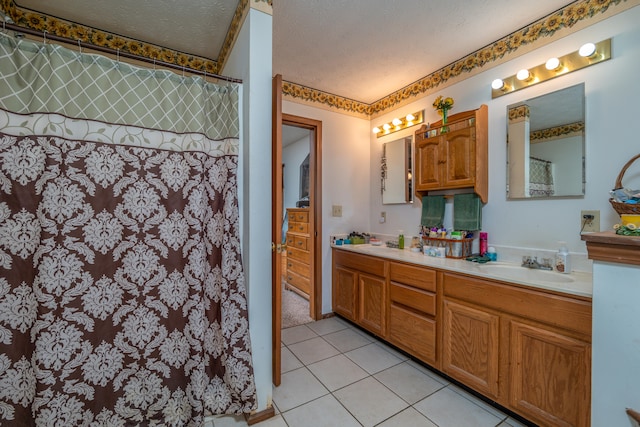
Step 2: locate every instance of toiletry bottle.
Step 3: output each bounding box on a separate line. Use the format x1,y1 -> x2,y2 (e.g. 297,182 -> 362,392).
555,242 -> 571,274
487,247 -> 497,261
398,230 -> 404,249
479,232 -> 488,256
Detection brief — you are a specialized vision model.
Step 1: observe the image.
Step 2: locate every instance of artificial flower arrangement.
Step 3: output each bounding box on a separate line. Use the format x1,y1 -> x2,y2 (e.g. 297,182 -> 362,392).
433,95 -> 454,116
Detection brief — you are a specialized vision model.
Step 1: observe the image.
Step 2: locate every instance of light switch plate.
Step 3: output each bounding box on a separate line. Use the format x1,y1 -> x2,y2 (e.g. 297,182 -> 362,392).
332,205 -> 342,217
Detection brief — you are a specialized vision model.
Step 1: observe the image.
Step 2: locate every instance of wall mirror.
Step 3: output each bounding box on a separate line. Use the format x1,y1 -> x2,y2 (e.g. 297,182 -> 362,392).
382,136 -> 413,204
507,83 -> 585,199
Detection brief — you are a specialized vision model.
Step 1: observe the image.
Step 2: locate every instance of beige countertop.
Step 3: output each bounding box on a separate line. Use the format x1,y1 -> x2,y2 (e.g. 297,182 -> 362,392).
332,243 -> 592,298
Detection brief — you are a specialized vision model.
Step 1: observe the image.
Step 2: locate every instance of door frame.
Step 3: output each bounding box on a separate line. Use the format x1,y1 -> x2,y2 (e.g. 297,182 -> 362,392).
282,113 -> 323,321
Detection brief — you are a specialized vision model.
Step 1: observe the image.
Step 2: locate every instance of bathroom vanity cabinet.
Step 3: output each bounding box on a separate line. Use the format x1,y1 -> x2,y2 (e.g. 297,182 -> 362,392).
332,247 -> 592,427
285,208 -> 311,298
332,250 -> 387,337
414,104 -> 488,203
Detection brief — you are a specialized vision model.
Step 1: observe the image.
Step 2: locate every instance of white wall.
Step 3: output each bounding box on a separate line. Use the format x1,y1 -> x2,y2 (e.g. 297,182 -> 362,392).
223,8 -> 273,413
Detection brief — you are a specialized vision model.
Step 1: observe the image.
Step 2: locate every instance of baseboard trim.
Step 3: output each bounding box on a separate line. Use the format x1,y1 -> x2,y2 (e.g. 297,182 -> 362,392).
244,406 -> 276,425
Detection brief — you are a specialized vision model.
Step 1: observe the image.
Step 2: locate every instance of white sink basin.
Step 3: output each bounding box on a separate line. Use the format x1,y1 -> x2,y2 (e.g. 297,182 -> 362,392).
478,264 -> 574,284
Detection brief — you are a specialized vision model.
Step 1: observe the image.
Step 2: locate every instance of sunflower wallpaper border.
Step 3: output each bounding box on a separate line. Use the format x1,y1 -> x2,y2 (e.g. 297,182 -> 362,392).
0,0 -> 275,76
283,0 -> 632,117
0,0 -> 633,117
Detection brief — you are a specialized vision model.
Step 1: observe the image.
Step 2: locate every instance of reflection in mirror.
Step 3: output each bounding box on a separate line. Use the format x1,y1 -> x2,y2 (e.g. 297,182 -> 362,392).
382,136 -> 413,204
507,83 -> 585,199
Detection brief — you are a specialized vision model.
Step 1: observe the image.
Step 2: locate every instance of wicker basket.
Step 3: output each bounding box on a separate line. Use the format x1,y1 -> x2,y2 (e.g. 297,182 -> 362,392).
610,154 -> 640,215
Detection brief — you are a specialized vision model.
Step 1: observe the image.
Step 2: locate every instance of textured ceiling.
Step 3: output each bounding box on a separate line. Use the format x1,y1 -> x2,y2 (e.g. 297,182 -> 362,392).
10,0 -> 575,104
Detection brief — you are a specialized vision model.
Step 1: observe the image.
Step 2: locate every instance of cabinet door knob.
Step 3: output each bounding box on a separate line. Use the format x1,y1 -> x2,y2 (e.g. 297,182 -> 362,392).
288,263 -> 292,268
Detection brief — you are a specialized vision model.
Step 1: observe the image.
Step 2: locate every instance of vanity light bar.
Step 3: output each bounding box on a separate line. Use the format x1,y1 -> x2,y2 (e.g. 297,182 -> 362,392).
491,38 -> 611,99
373,110 -> 424,138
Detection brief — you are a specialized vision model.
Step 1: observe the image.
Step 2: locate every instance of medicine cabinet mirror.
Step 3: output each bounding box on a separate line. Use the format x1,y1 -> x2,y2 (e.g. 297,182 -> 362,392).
382,136 -> 413,204
507,83 -> 585,199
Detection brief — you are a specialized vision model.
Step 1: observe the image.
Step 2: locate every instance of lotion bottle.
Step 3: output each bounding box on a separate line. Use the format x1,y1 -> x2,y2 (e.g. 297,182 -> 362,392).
555,242 -> 571,274
398,230 -> 404,249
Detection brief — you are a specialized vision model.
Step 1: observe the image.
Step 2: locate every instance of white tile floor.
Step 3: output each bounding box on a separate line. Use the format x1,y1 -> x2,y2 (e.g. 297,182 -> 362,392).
208,317 -> 532,427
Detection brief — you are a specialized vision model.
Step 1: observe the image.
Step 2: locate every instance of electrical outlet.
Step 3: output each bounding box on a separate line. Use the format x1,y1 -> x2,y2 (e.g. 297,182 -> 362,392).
332,205 -> 342,217
379,212 -> 386,223
580,210 -> 600,233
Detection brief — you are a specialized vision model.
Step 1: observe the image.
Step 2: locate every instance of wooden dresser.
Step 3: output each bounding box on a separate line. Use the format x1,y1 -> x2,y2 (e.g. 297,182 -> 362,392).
285,208 -> 311,299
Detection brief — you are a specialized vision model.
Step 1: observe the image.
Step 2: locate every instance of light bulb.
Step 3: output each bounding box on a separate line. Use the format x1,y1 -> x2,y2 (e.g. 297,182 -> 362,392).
372,127 -> 380,134
579,42 -> 596,57
406,113 -> 415,122
545,57 -> 561,71
491,79 -> 505,90
392,118 -> 402,126
383,123 -> 391,131
517,69 -> 531,81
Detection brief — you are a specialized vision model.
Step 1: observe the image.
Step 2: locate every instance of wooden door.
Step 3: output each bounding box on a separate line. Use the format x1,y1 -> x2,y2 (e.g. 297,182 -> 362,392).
442,299 -> 500,399
509,320 -> 591,427
443,127 -> 475,188
333,266 -> 358,322
414,136 -> 443,191
271,74 -> 283,386
358,273 -> 386,337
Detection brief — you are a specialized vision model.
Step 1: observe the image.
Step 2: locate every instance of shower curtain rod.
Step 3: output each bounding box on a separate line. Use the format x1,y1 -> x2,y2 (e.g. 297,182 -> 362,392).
2,22 -> 243,84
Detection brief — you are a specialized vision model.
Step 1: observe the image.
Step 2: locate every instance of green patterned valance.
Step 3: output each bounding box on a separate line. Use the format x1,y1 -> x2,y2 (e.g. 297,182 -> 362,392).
0,33 -> 240,140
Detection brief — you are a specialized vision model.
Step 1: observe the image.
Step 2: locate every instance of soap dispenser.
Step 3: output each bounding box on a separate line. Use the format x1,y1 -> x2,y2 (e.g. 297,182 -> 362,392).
555,242 -> 571,274
398,230 -> 405,249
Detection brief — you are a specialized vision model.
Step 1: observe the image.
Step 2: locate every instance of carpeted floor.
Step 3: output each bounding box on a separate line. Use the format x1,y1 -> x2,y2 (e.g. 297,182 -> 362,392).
281,280 -> 313,329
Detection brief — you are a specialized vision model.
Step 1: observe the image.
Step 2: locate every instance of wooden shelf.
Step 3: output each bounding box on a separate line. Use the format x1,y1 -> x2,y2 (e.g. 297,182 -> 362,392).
582,231 -> 640,266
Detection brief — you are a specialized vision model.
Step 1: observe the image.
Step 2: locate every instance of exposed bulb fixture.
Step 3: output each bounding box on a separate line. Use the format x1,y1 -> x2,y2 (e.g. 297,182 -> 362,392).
516,69 -> 533,81
579,42 -> 597,57
491,38 -> 610,98
372,110 -> 424,138
545,57 -> 561,71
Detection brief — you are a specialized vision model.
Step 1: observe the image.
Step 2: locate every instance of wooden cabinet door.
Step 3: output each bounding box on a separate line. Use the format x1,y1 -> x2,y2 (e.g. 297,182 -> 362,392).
442,299 -> 500,400
509,320 -> 591,427
443,127 -> 475,188
415,136 -> 443,191
358,273 -> 386,337
333,266 -> 358,322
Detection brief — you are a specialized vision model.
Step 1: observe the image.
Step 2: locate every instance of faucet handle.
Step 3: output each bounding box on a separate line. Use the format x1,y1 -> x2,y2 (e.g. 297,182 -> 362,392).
542,257 -> 553,267
522,255 -> 531,264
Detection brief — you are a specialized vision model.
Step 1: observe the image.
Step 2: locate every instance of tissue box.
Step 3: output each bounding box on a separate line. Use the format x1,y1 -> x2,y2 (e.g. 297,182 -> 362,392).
350,237 -> 365,245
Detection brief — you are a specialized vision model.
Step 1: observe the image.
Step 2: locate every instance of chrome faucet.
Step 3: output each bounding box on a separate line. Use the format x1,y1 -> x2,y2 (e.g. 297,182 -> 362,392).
521,256 -> 553,271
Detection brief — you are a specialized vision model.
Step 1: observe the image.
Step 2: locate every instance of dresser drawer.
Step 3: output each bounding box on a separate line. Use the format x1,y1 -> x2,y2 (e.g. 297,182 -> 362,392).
389,282 -> 436,316
286,257 -> 310,279
288,222 -> 309,234
286,270 -> 310,295
286,233 -> 308,251
287,247 -> 310,263
291,211 -> 309,223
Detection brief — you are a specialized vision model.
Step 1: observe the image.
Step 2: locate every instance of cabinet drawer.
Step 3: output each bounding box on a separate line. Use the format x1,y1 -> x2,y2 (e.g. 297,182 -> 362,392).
288,221 -> 309,234
389,262 -> 436,292
389,283 -> 436,316
333,249 -> 386,277
286,270 -> 310,295
286,257 -> 310,279
286,233 -> 308,250
287,247 -> 309,263
388,304 -> 436,364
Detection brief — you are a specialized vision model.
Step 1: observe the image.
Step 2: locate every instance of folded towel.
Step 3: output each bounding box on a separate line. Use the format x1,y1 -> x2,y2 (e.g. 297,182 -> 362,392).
421,195 -> 445,228
453,193 -> 482,231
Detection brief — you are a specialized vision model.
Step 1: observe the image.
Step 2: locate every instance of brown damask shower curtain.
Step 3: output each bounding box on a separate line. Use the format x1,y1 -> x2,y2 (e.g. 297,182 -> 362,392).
0,32 -> 256,426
